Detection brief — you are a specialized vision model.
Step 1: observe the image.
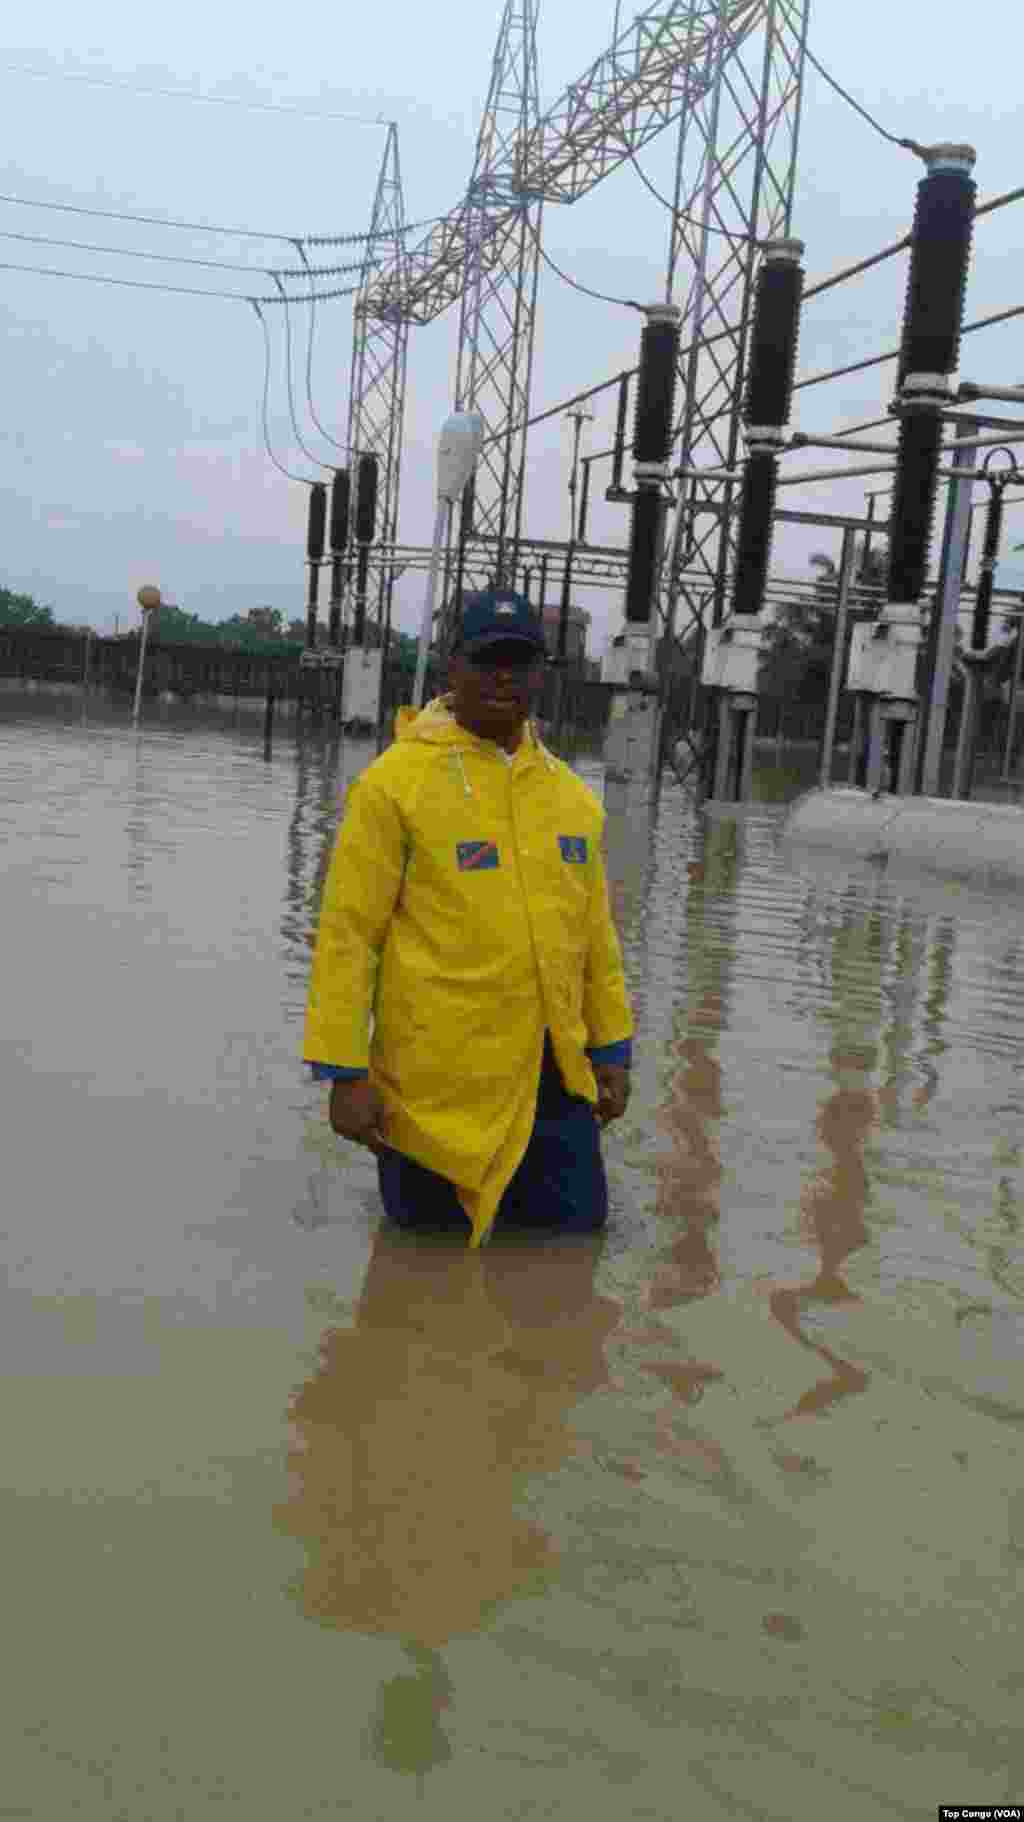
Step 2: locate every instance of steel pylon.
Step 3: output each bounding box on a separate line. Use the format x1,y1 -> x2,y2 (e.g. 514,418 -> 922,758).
347,123 -> 410,628
661,0 -> 810,663
449,0 -> 543,606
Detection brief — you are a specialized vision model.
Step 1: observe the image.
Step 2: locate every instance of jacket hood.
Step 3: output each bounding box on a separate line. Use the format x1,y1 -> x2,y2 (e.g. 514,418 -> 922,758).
393,694 -> 556,797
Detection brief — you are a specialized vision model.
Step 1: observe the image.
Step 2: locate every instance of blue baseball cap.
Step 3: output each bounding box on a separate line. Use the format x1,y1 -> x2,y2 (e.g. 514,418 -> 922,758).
455,589 -> 547,657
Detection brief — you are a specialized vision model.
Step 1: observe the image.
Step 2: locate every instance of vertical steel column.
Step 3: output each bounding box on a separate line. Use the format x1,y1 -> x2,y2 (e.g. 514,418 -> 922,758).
918,425 -> 978,795
819,527 -> 857,787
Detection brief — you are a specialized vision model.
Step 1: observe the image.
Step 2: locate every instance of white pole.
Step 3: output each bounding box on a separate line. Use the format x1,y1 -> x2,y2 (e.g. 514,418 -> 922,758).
412,500 -> 449,709
132,586 -> 161,729
411,413 -> 485,710
819,526 -> 857,787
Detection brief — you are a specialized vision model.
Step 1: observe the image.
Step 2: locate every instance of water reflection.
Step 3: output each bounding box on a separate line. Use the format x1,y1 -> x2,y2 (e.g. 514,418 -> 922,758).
276,1228 -> 621,1776
647,817 -> 739,1320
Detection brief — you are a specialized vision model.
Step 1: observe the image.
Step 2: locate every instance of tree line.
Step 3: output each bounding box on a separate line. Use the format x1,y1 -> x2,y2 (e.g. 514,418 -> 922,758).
0,589 -> 424,674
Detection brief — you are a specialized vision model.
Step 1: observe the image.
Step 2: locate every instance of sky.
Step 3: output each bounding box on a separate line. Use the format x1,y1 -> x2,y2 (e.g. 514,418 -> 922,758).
1,0 -> 1022,652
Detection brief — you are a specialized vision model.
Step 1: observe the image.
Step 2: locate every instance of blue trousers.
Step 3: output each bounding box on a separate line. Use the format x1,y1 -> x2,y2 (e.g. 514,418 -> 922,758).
377,1101 -> 608,1236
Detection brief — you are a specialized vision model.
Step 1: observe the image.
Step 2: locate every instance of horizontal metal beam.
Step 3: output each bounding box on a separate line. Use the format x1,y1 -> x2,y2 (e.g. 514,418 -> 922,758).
362,0 -> 764,325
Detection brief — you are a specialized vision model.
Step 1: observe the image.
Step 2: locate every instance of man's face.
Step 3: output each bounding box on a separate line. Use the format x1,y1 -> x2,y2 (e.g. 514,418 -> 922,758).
449,642 -> 545,741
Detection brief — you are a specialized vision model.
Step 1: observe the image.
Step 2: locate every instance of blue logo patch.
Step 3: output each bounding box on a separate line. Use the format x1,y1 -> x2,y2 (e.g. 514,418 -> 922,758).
558,835 -> 588,864
456,840 -> 500,871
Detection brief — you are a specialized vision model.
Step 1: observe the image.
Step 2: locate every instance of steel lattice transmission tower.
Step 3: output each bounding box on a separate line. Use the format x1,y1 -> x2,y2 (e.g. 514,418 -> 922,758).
347,122 -> 410,626
357,0 -> 808,648
452,0 -> 543,597
663,0 -> 810,655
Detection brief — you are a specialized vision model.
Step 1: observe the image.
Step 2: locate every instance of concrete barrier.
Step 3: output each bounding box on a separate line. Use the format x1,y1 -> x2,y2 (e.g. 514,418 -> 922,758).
782,786 -> 1024,890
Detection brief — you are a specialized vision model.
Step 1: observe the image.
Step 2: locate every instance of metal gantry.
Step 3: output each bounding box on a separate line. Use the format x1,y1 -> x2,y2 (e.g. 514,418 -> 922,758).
662,0 -> 810,667
346,123 -> 410,631
349,0 -> 799,651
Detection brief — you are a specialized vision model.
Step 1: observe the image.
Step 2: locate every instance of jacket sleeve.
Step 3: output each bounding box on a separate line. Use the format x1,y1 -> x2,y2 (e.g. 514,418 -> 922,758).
582,827 -> 633,1061
303,768 -> 407,1075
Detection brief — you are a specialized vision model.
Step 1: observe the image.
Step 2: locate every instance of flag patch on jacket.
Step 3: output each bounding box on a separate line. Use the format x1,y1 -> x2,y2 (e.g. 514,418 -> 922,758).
558,835 -> 588,864
456,840 -> 500,871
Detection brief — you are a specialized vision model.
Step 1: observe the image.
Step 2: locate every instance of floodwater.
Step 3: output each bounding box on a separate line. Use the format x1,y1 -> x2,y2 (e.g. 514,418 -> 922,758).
2,693 -> 1022,1820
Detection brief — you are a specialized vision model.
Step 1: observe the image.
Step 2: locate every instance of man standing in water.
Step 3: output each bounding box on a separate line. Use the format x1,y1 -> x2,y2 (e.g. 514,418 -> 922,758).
303,589 -> 633,1247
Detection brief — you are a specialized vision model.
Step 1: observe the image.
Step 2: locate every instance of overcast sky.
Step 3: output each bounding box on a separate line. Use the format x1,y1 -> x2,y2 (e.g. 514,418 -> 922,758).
2,0 -> 1022,648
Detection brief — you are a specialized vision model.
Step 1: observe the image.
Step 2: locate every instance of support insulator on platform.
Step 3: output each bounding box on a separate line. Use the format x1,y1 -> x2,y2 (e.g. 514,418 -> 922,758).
306,483 -> 327,564
742,237 -> 805,450
624,304 -> 681,630
730,453 -> 780,616
329,469 -> 351,553
355,453 -> 379,545
632,311 -> 680,467
729,238 -> 804,619
887,145 -> 976,610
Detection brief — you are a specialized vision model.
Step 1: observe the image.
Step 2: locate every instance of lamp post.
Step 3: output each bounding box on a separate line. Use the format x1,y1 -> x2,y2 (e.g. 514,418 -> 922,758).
132,585 -> 161,729
412,411 -> 485,710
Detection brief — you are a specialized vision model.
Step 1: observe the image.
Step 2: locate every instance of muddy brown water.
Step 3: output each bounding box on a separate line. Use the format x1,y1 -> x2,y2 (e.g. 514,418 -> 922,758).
2,694 -> 1022,1818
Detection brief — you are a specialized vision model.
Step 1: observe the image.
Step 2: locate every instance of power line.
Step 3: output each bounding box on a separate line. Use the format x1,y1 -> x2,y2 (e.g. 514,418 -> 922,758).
250,302 -> 318,486
292,244 -> 348,455
0,223 -> 277,274
0,257 -> 245,300
0,187 -> 296,244
0,255 -> 362,305
803,43 -> 927,159
627,149 -> 759,245
271,278 -> 335,472
533,225 -> 644,313
304,214 -> 444,249
0,61 -> 392,127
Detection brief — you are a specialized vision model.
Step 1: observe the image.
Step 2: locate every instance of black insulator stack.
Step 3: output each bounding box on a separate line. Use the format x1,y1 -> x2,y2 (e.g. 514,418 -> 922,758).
625,306 -> 680,627
888,412 -> 943,605
355,453 -> 379,544
306,482 -> 327,563
730,455 -> 779,616
887,147 -> 976,607
329,468 -> 350,553
743,249 -> 804,431
462,472 -> 476,537
577,458 -> 592,543
971,481 -> 1005,652
631,317 -> 680,465
731,239 -> 804,618
897,163 -> 977,391
625,488 -> 662,624
611,375 -> 630,490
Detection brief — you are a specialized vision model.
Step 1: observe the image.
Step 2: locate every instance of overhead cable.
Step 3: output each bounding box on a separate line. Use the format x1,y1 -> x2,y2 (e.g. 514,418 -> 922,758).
250,301 -> 318,486
532,225 -> 645,313
271,275 -> 335,471
0,187 -> 296,244
0,62 -> 392,127
291,243 -> 348,455
0,223 -> 277,273
803,44 -> 928,159
0,255 -> 361,305
305,213 -> 443,248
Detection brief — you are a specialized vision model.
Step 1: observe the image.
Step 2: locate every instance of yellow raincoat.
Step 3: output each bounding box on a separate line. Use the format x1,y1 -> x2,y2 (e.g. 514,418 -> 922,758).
303,695 -> 633,1246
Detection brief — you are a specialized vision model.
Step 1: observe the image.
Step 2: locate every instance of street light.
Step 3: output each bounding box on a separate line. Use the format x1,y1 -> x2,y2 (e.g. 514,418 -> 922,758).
132,584 -> 161,728
412,411 -> 485,709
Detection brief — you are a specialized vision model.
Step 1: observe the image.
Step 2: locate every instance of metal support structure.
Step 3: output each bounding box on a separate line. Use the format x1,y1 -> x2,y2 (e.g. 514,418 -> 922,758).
918,424 -> 979,796
447,0 -> 543,606
355,1 -> 807,693
347,124 -> 409,645
663,0 -> 810,709
1001,607 -> 1024,783
819,526 -> 857,787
